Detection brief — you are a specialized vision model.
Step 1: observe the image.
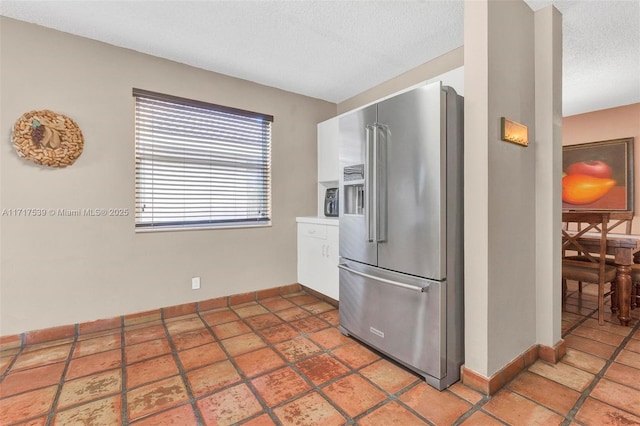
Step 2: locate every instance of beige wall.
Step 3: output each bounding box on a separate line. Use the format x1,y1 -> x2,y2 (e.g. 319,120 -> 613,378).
337,47 -> 464,114
0,17 -> 336,335
563,103 -> 640,232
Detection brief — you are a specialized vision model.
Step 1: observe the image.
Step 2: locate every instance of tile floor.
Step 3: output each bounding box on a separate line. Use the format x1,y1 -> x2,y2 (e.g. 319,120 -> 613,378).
1,283 -> 639,425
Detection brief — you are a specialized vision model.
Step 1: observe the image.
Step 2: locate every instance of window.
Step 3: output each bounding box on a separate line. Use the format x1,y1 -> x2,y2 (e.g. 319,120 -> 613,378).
133,89 -> 272,230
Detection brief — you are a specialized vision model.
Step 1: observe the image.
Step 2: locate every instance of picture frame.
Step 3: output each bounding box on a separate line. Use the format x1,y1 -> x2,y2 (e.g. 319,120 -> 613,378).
562,137 -> 634,212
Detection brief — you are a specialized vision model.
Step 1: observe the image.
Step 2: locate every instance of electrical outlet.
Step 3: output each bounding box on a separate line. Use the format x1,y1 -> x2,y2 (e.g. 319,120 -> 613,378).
191,277 -> 201,290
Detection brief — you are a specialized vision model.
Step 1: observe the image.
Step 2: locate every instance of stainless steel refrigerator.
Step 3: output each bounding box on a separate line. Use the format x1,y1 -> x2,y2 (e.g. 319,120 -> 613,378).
338,81 -> 464,390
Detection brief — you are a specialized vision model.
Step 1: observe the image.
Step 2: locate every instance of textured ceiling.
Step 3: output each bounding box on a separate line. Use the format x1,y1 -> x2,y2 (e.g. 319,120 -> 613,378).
1,0 -> 638,116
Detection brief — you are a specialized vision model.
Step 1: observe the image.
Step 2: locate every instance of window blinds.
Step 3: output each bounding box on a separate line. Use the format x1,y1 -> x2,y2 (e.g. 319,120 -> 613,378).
133,89 -> 273,229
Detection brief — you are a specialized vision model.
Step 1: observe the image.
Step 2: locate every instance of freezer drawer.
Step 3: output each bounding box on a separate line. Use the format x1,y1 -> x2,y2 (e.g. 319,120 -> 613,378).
338,260 -> 446,382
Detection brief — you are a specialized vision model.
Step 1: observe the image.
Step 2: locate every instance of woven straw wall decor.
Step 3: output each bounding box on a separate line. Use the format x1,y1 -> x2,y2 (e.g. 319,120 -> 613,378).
12,110 -> 84,168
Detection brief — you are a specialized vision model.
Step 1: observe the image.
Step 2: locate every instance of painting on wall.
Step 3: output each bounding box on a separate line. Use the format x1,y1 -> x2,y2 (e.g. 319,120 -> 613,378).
562,137 -> 634,212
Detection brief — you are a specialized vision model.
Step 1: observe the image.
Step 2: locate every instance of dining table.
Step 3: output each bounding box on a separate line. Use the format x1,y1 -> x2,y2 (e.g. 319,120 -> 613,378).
574,232 -> 640,326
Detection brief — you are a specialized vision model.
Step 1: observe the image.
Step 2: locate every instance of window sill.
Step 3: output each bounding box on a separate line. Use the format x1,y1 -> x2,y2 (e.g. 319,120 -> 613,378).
135,221 -> 272,233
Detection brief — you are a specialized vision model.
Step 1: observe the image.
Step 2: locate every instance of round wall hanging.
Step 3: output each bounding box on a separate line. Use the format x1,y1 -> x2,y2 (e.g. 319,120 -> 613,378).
12,109 -> 84,168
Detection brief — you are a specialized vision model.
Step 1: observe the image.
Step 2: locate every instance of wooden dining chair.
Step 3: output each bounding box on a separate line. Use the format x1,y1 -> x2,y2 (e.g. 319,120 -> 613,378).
562,212 -> 617,325
570,211 -> 634,293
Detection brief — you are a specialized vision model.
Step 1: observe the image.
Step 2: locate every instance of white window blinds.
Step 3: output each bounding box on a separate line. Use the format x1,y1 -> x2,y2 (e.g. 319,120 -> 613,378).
133,89 -> 273,230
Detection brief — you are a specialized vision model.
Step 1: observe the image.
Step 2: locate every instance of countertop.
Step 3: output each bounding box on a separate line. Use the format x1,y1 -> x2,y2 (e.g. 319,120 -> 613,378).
296,216 -> 339,226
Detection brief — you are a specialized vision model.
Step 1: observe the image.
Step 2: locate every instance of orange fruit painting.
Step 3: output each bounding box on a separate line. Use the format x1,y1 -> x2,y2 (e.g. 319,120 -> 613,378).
562,174 -> 616,205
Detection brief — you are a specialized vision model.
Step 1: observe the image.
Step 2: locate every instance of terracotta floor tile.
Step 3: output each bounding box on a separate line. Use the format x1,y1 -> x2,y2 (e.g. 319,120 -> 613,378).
259,323 -> 300,344
126,354 -> 179,389
251,366 -> 312,406
72,334 -> 121,358
360,359 -> 419,394
508,371 -> 580,415
234,347 -> 286,378
633,329 -> 640,340
482,390 -> 564,425
125,338 -> 172,364
276,306 -> 312,322
575,397 -> 640,425
240,413 -> 278,426
234,304 -> 269,318
57,369 -> 122,409
332,342 -> 380,369
563,334 -> 617,359
130,403 -> 197,425
296,353 -> 350,385
287,294 -> 321,306
11,344 -> 72,371
220,333 -> 267,357
53,395 -> 121,425
259,297 -> 296,312
322,374 -> 386,417
273,391 -> 345,426
290,316 -> 331,334
124,324 -> 166,345
244,313 -> 283,330
303,301 -> 335,314
165,317 -> 206,335
212,320 -> 252,339
459,410 -> 505,425
0,385 -> 57,425
201,309 -> 240,326
571,326 -> 626,347
196,383 -> 262,426
22,338 -> 74,353
359,401 -> 428,425
604,361 -> 640,390
626,338 -> 640,354
399,382 -> 472,425
590,378 -> 640,416
582,318 -> 634,337
127,376 -> 189,421
274,337 -> 323,362
15,416 -> 47,426
616,349 -> 640,369
318,310 -> 340,325
0,362 -> 65,398
171,328 -> 215,351
561,348 -> 608,374
178,342 -> 227,371
528,359 -> 595,392
186,360 -> 241,397
309,327 -> 351,350
0,356 -> 14,375
66,348 -> 122,380
448,382 -> 484,405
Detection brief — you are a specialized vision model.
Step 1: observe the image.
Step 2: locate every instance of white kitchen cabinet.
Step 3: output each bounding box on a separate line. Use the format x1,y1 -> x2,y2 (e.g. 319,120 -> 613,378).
296,217 -> 339,300
317,116 -> 339,183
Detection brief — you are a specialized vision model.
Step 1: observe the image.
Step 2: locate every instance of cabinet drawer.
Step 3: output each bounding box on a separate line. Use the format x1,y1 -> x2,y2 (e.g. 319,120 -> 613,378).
299,223 -> 327,239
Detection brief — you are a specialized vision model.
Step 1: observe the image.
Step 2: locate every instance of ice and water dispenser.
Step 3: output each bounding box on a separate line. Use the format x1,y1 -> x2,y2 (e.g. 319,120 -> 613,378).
343,164 -> 365,215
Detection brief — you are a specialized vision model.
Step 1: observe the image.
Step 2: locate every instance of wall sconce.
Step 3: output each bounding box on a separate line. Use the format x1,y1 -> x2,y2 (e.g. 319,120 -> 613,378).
501,117 -> 528,147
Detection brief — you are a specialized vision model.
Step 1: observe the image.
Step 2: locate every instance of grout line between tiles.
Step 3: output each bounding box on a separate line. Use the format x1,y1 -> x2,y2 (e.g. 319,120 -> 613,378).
44,325 -> 79,426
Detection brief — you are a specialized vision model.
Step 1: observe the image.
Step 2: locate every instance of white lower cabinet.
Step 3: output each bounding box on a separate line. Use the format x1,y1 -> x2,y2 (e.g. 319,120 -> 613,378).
296,218 -> 339,300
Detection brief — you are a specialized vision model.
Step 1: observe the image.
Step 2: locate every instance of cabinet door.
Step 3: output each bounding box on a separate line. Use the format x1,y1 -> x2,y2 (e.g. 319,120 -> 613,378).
322,225 -> 339,300
318,117 -> 340,182
297,223 -> 326,291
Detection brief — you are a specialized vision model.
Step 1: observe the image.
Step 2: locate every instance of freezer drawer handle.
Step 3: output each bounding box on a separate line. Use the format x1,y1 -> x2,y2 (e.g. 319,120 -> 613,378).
338,264 -> 428,292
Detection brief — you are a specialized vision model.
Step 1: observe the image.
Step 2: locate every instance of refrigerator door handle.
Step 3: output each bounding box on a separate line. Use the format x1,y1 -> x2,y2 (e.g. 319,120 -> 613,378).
365,125 -> 376,242
338,263 -> 429,292
374,124 -> 387,243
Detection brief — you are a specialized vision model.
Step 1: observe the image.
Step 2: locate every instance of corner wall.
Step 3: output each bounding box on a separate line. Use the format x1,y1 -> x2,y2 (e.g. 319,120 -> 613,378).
464,0 -> 561,377
0,17 -> 336,335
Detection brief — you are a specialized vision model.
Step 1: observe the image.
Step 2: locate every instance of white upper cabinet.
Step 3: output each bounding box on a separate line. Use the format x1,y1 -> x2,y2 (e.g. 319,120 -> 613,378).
317,116 -> 340,183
